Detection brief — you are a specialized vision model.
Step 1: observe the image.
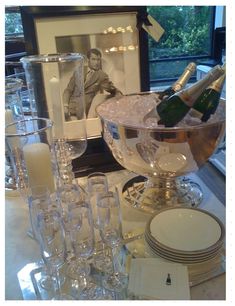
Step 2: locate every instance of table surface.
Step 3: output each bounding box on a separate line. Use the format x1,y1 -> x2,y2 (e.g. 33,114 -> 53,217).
5,168 -> 226,300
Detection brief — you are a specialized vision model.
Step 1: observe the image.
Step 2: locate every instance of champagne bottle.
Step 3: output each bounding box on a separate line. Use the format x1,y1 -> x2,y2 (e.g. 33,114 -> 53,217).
191,67 -> 226,122
157,64 -> 225,127
158,62 -> 196,100
157,62 -> 196,114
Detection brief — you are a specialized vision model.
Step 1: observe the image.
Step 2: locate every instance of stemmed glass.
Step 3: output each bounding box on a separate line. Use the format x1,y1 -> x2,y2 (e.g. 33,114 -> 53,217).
28,185 -> 55,290
20,53 -> 87,186
37,210 -> 73,300
87,172 -> 109,228
66,200 -> 104,299
57,183 -> 85,261
97,190 -> 128,293
87,172 -> 112,272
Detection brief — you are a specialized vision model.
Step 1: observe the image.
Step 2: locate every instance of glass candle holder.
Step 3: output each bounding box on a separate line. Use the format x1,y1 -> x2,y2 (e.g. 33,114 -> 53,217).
5,117 -> 59,198
20,53 -> 87,160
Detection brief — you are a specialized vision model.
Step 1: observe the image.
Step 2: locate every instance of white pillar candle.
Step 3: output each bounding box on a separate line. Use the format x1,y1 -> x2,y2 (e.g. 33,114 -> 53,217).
50,76 -> 64,139
23,143 -> 55,193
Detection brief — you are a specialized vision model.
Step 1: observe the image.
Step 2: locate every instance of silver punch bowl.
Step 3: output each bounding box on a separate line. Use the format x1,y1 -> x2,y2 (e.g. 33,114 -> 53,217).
96,92 -> 225,213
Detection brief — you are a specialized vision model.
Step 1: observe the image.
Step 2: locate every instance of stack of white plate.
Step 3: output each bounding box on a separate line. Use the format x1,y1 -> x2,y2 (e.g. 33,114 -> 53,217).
145,207 -> 225,264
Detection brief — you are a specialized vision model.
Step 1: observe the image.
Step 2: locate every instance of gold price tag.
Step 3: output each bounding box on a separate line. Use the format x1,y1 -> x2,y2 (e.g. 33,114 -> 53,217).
142,14 -> 164,42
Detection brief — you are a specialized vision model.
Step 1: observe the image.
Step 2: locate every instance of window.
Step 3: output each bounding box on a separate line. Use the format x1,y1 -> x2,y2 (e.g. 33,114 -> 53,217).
147,6 -> 216,89
5,6 -> 24,37
5,6 -> 26,76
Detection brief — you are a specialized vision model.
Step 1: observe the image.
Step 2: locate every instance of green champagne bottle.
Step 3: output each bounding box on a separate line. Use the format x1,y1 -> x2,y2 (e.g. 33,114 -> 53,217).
158,62 -> 196,100
157,64 -> 225,127
191,68 -> 226,122
157,62 -> 196,114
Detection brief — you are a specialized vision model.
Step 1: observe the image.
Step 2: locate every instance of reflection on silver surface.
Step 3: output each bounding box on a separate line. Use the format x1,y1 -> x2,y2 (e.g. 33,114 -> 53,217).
97,94 -> 225,212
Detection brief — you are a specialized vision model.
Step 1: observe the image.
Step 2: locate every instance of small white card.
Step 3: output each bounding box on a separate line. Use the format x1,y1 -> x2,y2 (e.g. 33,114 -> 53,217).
142,14 -> 165,42
128,258 -> 190,300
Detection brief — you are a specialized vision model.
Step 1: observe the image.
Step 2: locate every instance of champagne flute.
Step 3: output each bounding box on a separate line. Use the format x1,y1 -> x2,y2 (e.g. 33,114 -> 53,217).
87,172 -> 112,272
97,190 -> 128,293
57,183 -> 85,261
67,200 -> 110,299
37,210 -> 73,300
87,172 -> 109,228
28,185 -> 56,290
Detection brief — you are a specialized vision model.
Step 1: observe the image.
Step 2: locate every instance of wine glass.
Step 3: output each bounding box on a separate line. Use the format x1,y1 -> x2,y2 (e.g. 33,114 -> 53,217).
97,190 -> 128,293
66,200 -> 110,299
37,210 -> 73,300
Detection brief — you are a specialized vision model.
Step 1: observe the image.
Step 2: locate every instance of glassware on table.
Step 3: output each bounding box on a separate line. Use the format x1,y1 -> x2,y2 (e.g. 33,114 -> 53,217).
20,53 -> 87,185
87,172 -> 113,272
5,117 -> 59,199
57,183 -> 86,261
5,77 -> 24,195
5,117 -> 60,244
5,77 -> 24,123
28,185 -> 52,240
66,200 -> 108,299
87,172 -> 109,228
28,185 -> 55,290
97,190 -> 128,293
37,210 -> 73,300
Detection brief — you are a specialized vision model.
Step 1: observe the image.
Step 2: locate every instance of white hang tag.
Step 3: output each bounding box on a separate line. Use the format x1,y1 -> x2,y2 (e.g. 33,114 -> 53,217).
142,14 -> 165,42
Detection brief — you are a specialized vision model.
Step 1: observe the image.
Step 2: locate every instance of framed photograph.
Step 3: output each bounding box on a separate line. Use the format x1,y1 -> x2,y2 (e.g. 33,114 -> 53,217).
20,6 -> 149,174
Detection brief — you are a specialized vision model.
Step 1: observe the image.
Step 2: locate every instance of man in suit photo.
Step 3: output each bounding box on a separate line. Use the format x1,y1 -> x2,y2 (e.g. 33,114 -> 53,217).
63,48 -> 122,120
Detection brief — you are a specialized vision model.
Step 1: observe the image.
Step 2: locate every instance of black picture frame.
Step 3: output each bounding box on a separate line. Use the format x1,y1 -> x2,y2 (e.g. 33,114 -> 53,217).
20,6 -> 150,176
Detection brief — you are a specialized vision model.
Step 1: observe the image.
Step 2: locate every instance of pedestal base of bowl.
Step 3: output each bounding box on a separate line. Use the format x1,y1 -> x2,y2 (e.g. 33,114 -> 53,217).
122,175 -> 203,214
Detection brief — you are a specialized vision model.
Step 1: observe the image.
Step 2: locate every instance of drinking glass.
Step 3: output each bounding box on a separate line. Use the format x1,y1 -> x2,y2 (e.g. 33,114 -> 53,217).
66,200 -> 106,299
5,77 -> 24,194
87,172 -> 109,228
87,172 -> 112,272
28,185 -> 52,239
28,185 -> 55,290
97,190 -> 128,293
57,183 -> 85,260
37,210 -> 73,300
5,77 -> 24,123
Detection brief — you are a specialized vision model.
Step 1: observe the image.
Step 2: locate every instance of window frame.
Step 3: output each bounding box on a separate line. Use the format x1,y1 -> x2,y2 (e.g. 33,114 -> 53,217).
147,6 -> 218,88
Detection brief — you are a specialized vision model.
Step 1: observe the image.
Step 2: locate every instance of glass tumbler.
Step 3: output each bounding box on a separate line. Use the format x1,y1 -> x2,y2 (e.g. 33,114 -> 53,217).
20,53 -> 87,160
5,117 -> 59,198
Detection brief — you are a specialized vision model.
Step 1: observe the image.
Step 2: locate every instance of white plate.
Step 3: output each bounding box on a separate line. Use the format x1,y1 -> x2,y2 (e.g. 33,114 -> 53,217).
145,231 -> 223,258
149,208 -> 223,252
145,233 -> 222,263
147,243 -> 222,264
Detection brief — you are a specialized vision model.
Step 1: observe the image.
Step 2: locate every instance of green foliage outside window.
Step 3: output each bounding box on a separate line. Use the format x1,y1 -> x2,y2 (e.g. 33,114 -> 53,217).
147,6 -> 213,59
5,12 -> 23,36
